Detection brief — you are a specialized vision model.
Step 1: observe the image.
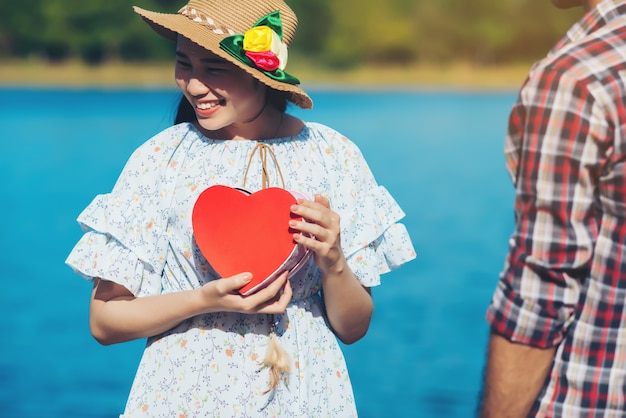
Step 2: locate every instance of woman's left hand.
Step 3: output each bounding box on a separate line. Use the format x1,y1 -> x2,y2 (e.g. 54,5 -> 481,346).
290,194 -> 373,344
289,195 -> 347,275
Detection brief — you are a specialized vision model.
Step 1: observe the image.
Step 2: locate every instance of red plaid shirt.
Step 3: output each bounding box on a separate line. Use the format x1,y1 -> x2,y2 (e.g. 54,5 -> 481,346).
487,0 -> 626,415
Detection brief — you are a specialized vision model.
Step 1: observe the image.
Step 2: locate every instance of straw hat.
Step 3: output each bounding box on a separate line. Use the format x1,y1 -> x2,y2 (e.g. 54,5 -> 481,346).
134,0 -> 313,109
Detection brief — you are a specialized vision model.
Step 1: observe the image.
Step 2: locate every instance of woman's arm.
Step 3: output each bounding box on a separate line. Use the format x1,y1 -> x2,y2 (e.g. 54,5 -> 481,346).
318,261 -> 373,344
290,195 -> 374,344
90,270 -> 292,345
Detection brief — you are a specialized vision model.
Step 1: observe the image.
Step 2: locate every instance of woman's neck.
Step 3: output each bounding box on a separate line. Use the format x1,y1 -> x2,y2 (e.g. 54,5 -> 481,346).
198,107 -> 285,141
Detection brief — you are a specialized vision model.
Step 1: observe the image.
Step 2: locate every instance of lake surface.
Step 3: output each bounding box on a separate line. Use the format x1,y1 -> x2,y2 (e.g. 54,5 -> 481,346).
0,86 -> 518,417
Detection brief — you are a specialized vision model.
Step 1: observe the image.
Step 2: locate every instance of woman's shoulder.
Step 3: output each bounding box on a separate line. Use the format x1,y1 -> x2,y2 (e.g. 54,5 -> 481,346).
302,121 -> 363,153
303,121 -> 341,137
116,123 -> 199,178
141,122 -> 196,150
129,122 -> 197,160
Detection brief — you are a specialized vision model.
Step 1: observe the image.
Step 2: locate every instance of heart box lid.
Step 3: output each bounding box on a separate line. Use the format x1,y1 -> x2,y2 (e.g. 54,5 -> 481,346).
192,185 -> 312,295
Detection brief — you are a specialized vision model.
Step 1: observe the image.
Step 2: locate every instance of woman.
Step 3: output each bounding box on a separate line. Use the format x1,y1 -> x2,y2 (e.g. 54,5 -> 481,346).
66,0 -> 415,416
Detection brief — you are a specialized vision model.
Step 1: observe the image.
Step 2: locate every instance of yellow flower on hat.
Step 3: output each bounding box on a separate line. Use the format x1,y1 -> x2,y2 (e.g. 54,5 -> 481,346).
243,26 -> 288,71
243,26 -> 277,52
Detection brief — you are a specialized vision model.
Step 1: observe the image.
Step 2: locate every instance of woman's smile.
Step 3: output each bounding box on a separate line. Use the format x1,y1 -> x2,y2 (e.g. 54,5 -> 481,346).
194,99 -> 225,117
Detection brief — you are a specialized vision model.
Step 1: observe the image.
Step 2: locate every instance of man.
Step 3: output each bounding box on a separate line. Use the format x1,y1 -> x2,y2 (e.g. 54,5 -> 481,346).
480,0 -> 626,416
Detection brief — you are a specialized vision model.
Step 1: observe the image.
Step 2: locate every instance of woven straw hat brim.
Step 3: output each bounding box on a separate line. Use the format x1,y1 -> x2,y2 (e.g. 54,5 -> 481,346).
133,6 -> 313,110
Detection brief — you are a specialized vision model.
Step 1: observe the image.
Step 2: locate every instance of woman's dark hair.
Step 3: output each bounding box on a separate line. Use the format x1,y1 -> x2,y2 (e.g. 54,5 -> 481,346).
174,95 -> 196,124
173,88 -> 291,125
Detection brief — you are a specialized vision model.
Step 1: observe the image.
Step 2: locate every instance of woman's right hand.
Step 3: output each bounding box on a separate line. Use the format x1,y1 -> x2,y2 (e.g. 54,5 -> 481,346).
198,271 -> 293,315
90,271 -> 292,345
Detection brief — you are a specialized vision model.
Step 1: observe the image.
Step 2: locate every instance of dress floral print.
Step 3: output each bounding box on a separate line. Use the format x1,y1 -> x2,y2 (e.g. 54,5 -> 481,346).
66,122 -> 415,417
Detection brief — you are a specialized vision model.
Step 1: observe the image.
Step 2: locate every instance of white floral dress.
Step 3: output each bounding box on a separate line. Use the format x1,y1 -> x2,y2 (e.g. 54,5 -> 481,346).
66,122 -> 415,417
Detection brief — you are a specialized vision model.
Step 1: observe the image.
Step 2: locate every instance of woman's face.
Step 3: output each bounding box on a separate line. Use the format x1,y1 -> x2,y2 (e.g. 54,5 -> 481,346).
175,36 -> 266,135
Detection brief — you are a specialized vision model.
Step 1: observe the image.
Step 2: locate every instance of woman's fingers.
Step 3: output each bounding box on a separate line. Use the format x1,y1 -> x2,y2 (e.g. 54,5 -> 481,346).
238,271 -> 291,313
290,196 -> 340,240
204,270 -> 292,314
291,196 -> 332,225
314,194 -> 330,209
290,218 -> 327,240
214,272 -> 253,295
251,270 -> 289,301
292,230 -> 326,251
256,278 -> 293,314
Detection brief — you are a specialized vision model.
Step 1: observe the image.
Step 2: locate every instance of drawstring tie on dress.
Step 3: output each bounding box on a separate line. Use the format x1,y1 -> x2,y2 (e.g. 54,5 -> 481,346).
242,142 -> 286,190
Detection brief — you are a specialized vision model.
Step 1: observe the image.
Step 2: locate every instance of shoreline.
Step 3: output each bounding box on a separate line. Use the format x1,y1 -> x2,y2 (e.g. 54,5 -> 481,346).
0,60 -> 531,90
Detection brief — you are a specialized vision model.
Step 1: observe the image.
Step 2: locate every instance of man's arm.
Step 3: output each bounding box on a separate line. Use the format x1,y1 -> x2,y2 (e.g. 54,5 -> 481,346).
479,332 -> 556,418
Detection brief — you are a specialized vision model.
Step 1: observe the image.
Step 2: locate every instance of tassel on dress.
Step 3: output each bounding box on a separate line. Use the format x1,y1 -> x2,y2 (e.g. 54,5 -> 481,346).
262,329 -> 291,394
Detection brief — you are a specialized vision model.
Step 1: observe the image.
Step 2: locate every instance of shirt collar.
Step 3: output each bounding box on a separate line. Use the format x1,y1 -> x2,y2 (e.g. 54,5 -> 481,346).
549,0 -> 626,56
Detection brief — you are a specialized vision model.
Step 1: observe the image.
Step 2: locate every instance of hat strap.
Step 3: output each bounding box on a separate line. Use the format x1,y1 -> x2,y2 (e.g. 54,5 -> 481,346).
219,11 -> 300,85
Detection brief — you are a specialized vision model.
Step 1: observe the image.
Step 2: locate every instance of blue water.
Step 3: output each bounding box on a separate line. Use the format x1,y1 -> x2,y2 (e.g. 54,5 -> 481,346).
0,86 -> 517,417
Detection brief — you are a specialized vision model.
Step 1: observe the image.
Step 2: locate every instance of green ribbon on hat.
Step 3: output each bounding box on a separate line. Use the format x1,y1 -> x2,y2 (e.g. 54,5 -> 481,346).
219,10 -> 300,85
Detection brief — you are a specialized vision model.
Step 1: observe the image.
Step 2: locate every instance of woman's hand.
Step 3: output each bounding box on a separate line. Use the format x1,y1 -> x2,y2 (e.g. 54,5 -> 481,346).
288,194 -> 373,344
90,271 -> 292,345
198,271 -> 292,315
289,195 -> 348,275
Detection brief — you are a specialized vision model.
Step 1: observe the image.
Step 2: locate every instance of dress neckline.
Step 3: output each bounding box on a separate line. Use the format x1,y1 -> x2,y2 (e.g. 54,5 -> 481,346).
187,121 -> 308,144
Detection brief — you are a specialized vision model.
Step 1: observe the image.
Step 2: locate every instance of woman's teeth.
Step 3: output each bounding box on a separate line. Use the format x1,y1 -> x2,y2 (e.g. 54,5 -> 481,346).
197,102 -> 218,110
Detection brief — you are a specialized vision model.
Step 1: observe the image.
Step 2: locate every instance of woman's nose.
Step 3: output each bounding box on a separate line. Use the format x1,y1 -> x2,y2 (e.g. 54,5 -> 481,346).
186,76 -> 210,96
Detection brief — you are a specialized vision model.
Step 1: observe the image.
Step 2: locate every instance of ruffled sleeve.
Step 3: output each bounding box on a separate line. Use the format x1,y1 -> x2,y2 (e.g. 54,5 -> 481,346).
344,186 -> 415,286
65,124 -> 194,297
312,124 -> 416,287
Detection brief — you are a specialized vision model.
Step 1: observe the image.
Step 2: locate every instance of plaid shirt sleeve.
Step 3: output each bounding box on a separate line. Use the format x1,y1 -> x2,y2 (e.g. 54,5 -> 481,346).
487,63 -> 611,348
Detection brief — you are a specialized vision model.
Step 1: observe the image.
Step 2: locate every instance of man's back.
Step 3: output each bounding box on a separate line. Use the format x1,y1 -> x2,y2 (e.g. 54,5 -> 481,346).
481,1 -> 626,416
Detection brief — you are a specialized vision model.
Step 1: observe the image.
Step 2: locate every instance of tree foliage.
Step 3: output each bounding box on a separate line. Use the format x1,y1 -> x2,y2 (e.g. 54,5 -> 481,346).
0,0 -> 582,67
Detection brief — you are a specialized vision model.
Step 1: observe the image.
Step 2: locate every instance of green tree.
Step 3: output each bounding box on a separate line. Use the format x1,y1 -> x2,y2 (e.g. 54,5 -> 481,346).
0,0 -> 584,67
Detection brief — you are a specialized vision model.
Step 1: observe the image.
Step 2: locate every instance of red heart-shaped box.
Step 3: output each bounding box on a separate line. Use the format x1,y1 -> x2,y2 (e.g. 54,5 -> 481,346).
192,185 -> 311,295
